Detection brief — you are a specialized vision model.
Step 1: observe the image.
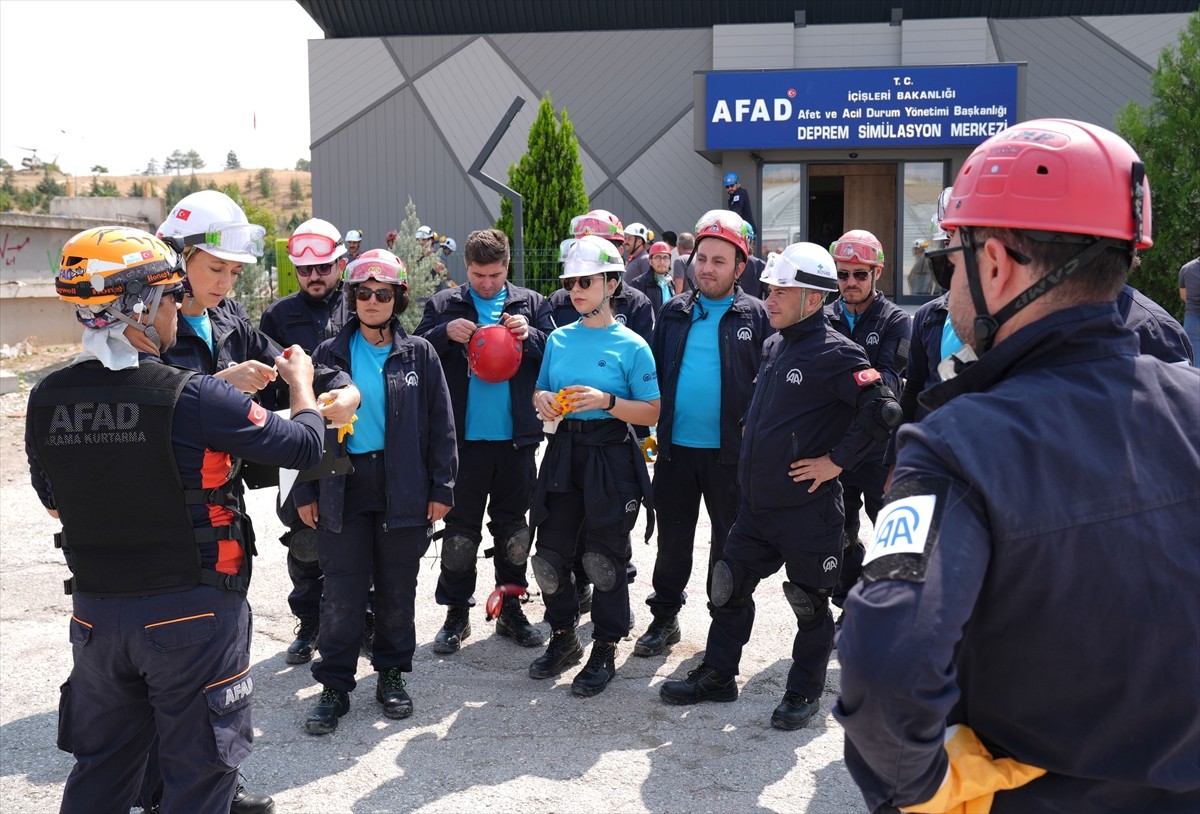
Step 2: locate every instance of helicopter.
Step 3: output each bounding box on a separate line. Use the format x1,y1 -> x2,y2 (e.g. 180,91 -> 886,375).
16,147 -> 56,172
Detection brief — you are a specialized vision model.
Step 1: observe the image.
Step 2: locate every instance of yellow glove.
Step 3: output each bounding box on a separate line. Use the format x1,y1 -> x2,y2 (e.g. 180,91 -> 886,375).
555,389 -> 575,415
641,435 -> 658,462
901,725 -> 1046,814
335,414 -> 357,444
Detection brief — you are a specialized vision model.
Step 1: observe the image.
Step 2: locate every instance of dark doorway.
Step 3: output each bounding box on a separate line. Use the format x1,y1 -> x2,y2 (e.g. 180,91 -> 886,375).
808,175 -> 844,253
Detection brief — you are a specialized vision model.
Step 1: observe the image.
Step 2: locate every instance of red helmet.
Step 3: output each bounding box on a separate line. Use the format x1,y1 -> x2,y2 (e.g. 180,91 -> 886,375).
571,209 -> 624,243
468,324 -> 523,383
386,229 -> 399,243
648,241 -> 672,258
830,230 -> 885,267
694,209 -> 751,258
941,118 -> 1152,248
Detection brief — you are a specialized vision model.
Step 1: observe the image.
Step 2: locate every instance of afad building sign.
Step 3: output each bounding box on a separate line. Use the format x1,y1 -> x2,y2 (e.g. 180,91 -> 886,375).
705,64 -> 1020,149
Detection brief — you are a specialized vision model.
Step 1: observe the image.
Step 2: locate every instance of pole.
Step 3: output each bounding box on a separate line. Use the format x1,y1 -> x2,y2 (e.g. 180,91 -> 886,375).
467,98 -> 526,284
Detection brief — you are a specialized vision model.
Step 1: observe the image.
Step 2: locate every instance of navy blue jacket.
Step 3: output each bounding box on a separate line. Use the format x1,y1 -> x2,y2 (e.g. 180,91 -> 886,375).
627,269 -> 673,317
1117,283 -> 1194,364
836,304 -> 1200,813
546,282 -> 655,343
415,283 -> 551,449
898,294 -> 950,424
295,318 -> 458,531
651,288 -> 771,466
259,287 -> 350,355
726,187 -> 756,235
736,255 -> 766,300
739,312 -> 883,513
825,293 -> 912,395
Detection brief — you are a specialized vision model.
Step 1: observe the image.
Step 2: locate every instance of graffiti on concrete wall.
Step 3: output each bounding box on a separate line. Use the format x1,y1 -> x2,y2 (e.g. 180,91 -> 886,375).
0,232 -> 32,267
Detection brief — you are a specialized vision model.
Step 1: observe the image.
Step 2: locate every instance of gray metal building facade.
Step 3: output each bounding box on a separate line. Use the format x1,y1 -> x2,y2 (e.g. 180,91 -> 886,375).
304,8 -> 1190,298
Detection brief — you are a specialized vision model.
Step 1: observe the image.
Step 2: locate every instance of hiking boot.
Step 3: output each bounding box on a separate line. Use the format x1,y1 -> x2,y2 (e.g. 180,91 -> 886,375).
433,607 -> 471,654
659,662 -> 738,705
286,616 -> 319,665
361,611 -> 376,656
305,686 -> 349,735
376,667 -> 413,720
528,628 -> 584,679
495,595 -> 546,647
633,614 -> 681,657
576,583 -> 593,614
771,691 -> 820,731
571,641 -> 617,697
230,779 -> 275,814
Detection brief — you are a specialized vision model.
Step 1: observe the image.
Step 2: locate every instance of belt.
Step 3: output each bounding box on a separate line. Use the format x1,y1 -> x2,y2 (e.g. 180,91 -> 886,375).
561,418 -> 623,434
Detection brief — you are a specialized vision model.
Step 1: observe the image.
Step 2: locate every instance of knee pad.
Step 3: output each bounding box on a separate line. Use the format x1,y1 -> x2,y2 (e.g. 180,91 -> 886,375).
289,527 -> 319,564
582,551 -> 620,593
530,553 -> 565,596
440,534 -> 478,573
710,560 -> 736,607
782,581 -> 829,632
503,527 -> 532,567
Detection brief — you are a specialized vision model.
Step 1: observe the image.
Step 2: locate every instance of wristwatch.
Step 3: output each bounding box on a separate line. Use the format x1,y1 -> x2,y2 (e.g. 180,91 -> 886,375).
605,392 -> 617,411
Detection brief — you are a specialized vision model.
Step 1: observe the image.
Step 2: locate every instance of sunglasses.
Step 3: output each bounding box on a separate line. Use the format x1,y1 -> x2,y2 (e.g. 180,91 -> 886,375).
926,242 -> 1032,289
724,184 -> 737,189
836,270 -> 873,282
561,276 -> 600,291
296,263 -> 335,278
162,285 -> 186,304
355,287 -> 395,303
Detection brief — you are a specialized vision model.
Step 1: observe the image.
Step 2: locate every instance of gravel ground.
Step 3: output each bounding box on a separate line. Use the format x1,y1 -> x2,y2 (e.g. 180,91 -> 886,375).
0,348 -> 870,814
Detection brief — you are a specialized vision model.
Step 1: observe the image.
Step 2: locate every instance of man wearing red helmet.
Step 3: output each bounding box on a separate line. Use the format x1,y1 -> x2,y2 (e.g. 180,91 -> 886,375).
823,229 -> 911,618
627,240 -> 676,314
416,229 -> 553,653
836,120 -> 1200,812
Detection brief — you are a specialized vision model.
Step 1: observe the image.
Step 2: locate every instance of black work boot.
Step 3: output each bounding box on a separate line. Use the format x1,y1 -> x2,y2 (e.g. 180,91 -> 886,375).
571,641 -> 617,697
286,616 -> 319,665
659,662 -> 738,705
528,628 -> 584,679
576,583 -> 593,614
305,686 -> 349,735
361,611 -> 376,656
230,778 -> 275,814
433,606 -> 471,654
633,614 -> 681,657
771,691 -> 820,731
376,666 -> 413,720
495,595 -> 546,647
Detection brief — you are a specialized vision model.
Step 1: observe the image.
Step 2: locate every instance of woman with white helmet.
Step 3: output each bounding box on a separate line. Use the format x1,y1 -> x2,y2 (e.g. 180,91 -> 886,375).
527,235 -> 660,698
295,250 -> 457,735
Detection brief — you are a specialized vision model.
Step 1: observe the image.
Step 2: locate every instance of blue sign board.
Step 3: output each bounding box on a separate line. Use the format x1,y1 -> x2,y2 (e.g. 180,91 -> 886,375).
705,64 -> 1019,149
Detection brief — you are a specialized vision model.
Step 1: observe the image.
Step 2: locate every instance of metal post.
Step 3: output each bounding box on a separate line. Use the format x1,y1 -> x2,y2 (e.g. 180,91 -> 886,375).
468,98 -> 526,284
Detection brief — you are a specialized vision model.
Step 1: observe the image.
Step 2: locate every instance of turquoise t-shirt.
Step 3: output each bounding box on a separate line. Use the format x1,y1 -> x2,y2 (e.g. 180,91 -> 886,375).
672,293 -> 735,448
841,300 -> 861,333
940,314 -> 964,362
347,330 -> 391,453
182,312 -> 214,360
537,321 -> 659,421
656,275 -> 673,304
465,286 -> 514,441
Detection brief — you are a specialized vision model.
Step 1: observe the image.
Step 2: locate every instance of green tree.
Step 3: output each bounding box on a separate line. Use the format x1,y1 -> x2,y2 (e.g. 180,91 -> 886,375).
1116,11 -> 1200,319
295,157 -> 311,172
0,158 -> 11,171
165,150 -> 187,175
186,149 -> 205,171
165,177 -> 189,208
392,198 -> 439,332
88,178 -> 119,197
90,164 -> 108,174
225,150 -> 241,170
289,178 -> 304,203
144,157 -> 159,175
128,180 -> 144,197
495,93 -> 588,293
257,168 -> 275,199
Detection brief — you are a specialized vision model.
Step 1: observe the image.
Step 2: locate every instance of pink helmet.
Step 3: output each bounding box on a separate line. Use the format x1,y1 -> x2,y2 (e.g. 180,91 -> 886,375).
571,209 -> 625,243
830,230 -> 885,267
344,249 -> 407,289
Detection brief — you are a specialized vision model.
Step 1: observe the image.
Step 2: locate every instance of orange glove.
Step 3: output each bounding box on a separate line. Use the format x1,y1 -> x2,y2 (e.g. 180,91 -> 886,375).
901,725 -> 1045,814
555,389 -> 575,415
641,435 -> 658,462
336,414 -> 357,444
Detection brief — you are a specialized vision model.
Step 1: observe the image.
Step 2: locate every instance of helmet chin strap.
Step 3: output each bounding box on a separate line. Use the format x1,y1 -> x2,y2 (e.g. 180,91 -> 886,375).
106,286 -> 166,348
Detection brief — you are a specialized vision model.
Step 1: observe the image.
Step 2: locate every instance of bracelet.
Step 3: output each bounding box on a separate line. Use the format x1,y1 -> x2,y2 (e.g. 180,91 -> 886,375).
605,392 -> 617,411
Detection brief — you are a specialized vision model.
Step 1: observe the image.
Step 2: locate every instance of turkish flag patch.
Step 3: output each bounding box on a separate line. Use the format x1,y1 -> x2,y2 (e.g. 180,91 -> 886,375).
141,250 -> 154,260
177,208 -> 191,221
247,402 -> 267,427
853,368 -> 881,387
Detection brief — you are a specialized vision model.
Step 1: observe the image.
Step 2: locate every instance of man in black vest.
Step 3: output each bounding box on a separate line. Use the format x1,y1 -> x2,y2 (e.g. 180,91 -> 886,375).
28,227 -> 324,814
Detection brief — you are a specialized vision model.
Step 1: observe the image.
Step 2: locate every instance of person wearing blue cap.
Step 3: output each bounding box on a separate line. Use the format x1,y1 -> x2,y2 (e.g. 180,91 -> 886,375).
723,173 -> 756,246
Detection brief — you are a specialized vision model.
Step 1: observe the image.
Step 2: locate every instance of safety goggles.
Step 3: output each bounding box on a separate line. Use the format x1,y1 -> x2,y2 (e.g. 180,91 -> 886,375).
695,210 -> 754,241
354,287 -> 395,303
561,275 -> 601,291
836,269 -> 873,282
296,263 -> 336,278
830,238 -> 884,266
570,214 -> 623,240
182,222 -> 266,257
762,251 -> 837,290
559,238 -> 623,267
288,232 -> 342,259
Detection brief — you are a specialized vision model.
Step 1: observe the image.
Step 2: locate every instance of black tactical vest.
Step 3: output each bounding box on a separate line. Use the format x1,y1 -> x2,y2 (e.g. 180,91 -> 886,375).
29,361 -> 248,597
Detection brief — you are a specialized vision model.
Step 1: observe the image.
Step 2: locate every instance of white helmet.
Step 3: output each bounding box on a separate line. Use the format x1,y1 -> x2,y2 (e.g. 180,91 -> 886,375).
345,229 -> 363,243
415,225 -> 435,241
624,222 -> 654,243
760,242 -> 839,292
157,190 -> 265,263
931,186 -> 954,242
287,218 -> 346,265
439,236 -> 457,254
559,235 -> 625,278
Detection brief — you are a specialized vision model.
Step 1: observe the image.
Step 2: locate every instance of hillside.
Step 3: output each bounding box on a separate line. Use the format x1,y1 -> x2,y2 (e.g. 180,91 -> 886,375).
6,167 -> 313,225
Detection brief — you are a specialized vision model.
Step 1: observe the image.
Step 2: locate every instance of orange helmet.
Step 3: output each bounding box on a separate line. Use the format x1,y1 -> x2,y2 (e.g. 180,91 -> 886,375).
468,324 -> 523,384
58,227 -> 183,327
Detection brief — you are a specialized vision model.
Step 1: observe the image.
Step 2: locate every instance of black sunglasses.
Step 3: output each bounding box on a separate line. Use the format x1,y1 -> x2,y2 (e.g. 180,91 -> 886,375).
297,263 -> 336,278
561,276 -> 599,291
926,242 -> 1032,290
836,270 -> 872,282
162,285 -> 186,304
724,184 -> 737,189
355,287 -> 394,303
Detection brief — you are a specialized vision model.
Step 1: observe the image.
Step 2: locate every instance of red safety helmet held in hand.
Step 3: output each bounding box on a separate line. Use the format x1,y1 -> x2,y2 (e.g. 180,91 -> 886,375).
485,584 -> 527,621
941,118 -> 1152,248
468,324 -> 523,383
